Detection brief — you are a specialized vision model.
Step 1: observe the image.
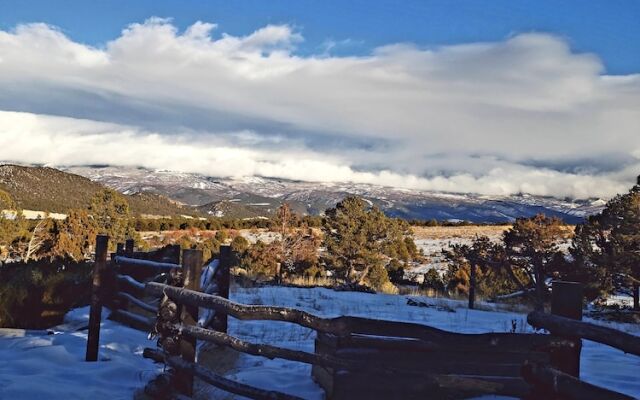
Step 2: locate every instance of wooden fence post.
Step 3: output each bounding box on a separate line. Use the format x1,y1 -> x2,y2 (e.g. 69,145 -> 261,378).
170,244 -> 181,265
175,249 -> 202,396
550,281 -> 583,377
86,235 -> 109,362
468,263 -> 476,309
125,238 -> 135,256
215,245 -> 232,334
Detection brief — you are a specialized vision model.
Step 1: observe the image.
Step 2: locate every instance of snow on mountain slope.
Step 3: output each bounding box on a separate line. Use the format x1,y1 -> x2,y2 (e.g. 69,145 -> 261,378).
63,165 -> 605,222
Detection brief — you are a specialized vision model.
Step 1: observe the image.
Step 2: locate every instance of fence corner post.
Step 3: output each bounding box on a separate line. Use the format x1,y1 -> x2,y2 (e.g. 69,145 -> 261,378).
175,248 -> 202,396
550,280 -> 583,377
86,234 -> 109,362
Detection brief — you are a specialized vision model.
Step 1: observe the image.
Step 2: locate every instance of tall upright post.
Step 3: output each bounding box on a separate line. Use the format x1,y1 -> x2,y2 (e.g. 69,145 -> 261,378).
175,249 -> 202,396
550,281 -> 583,377
215,245 -> 232,333
468,263 -> 476,309
86,235 -> 109,362
125,238 -> 135,256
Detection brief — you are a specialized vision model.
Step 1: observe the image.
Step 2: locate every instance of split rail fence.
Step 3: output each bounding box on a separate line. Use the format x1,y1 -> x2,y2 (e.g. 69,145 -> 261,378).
84,235 -> 640,399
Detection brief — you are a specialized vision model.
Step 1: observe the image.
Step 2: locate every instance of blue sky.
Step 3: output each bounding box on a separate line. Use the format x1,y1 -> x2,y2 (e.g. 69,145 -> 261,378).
1,0 -> 639,74
0,1 -> 639,198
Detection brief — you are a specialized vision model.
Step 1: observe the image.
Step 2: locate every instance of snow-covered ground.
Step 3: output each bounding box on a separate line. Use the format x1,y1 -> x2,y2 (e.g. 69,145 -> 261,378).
213,286 -> 640,399
1,286 -> 639,399
0,307 -> 160,399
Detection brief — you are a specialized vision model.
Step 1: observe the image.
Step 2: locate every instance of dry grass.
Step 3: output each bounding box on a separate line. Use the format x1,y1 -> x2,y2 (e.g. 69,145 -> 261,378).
411,225 -> 512,240
284,275 -> 340,287
412,224 -> 575,241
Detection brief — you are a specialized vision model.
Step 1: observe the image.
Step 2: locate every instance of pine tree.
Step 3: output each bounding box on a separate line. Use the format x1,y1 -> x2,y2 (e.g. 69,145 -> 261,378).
322,196 -> 407,285
571,178 -> 640,308
503,214 -> 567,310
88,189 -> 131,246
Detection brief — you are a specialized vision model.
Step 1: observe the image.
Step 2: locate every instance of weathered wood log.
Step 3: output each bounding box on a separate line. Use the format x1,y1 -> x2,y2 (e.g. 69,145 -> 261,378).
320,367 -> 527,399
491,288 -> 535,301
116,274 -> 147,297
173,323 -> 530,389
469,262 -> 476,309
146,282 -> 563,349
109,309 -> 154,331
115,291 -> 157,313
114,256 -> 180,271
175,249 -> 201,397
172,323 -> 407,373
528,311 -> 640,356
125,238 -> 134,256
142,372 -> 192,400
214,245 -> 232,333
318,331 -> 574,353
522,362 -> 634,400
86,235 -> 108,362
549,281 -> 583,377
143,348 -> 304,400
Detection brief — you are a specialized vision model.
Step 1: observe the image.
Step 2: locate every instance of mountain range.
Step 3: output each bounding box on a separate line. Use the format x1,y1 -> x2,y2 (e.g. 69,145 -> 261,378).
0,163 -> 606,222
58,165 -> 605,223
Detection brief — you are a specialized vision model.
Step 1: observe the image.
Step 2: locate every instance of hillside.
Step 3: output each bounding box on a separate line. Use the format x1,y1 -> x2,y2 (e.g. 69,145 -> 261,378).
0,164 -> 188,216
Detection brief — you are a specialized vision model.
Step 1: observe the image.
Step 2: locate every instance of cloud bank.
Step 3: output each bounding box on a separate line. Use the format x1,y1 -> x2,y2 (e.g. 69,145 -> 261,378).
0,19 -> 639,199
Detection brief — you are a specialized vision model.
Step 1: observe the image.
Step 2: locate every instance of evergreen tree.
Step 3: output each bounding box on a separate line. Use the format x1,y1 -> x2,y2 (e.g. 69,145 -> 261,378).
51,209 -> 98,261
503,214 -> 567,310
571,177 -> 640,307
322,196 -> 411,285
89,189 -> 132,246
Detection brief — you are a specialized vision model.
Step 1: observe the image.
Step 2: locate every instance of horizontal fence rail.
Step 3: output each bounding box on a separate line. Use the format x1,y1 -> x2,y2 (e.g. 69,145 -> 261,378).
114,255 -> 180,271
522,362 -> 634,400
116,274 -> 147,293
143,348 -> 304,400
115,291 -> 157,313
528,311 -> 640,357
166,322 -> 519,397
146,282 -> 568,348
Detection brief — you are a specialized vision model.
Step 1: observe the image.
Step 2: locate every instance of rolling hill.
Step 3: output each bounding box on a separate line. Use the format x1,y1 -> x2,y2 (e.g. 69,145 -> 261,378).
0,164 -> 189,216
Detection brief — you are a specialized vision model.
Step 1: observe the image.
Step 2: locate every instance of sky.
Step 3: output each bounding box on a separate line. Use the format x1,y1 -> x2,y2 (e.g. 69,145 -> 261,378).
0,1 -> 639,199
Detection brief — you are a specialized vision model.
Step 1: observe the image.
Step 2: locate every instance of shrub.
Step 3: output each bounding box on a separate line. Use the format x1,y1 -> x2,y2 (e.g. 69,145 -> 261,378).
366,263 -> 392,291
0,259 -> 91,328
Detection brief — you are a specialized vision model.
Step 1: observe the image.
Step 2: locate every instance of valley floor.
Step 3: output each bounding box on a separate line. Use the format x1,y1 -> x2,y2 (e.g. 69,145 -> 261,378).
1,286 -> 639,399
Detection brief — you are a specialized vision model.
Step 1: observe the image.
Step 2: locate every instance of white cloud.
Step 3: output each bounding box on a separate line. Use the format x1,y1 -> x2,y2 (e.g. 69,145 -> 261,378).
0,19 -> 639,199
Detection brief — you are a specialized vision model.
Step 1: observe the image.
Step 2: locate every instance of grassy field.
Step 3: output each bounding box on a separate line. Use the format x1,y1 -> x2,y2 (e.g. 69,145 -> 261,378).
411,225 -> 512,240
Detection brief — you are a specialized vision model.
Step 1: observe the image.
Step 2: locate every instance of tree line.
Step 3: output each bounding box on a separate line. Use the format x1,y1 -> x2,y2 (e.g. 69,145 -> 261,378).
438,177 -> 640,310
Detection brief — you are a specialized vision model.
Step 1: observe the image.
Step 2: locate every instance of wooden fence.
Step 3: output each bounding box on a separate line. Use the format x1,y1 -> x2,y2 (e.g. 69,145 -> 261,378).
84,235 -> 639,399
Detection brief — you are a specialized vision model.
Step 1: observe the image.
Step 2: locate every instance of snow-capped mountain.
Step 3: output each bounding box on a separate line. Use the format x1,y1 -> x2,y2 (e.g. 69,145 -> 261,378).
63,165 -> 606,223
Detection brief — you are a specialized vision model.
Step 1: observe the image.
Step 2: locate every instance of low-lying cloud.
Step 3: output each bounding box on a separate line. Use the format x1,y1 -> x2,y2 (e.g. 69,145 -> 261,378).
0,19 -> 639,199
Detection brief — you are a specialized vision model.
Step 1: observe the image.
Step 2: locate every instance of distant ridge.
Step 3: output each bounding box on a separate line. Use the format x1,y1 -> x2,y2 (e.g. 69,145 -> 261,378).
0,164 -> 189,216
62,165 -> 605,223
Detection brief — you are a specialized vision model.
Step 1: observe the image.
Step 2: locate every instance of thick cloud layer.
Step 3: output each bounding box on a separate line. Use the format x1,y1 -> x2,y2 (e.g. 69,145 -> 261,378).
0,19 -> 639,199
